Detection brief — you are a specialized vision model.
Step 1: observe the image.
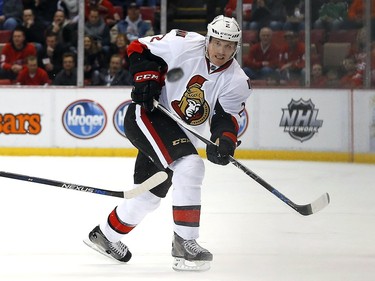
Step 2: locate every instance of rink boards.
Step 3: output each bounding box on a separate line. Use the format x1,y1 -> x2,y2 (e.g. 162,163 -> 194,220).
0,86 -> 373,163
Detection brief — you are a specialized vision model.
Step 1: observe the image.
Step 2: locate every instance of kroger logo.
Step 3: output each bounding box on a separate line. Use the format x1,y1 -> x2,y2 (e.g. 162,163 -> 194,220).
237,108 -> 248,137
113,100 -> 131,138
62,100 -> 107,139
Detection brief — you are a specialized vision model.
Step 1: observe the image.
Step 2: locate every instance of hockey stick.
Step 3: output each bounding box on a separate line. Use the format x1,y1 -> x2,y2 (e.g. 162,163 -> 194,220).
154,99 -> 330,216
0,170 -> 168,199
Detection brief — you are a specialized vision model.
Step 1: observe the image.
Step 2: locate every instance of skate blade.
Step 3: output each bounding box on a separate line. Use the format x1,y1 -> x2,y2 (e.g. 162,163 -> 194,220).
172,257 -> 211,272
83,239 -> 124,263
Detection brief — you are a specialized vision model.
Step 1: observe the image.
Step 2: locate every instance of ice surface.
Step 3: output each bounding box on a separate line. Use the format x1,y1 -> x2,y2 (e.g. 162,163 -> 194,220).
0,156 -> 374,281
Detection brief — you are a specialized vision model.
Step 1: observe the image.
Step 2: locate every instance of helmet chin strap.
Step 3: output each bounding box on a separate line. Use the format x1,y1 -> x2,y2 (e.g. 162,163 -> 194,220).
205,36 -> 210,59
227,45 -> 239,60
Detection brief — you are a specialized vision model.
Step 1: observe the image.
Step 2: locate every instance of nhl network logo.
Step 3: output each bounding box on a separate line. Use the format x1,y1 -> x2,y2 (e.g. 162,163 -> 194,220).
279,99 -> 323,142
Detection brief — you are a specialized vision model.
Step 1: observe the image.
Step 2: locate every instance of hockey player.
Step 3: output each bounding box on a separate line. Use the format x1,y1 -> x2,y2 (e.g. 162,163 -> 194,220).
85,15 -> 252,271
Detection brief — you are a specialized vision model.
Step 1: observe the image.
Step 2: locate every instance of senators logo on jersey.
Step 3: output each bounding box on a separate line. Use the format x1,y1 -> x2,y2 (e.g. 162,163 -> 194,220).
171,75 -> 210,126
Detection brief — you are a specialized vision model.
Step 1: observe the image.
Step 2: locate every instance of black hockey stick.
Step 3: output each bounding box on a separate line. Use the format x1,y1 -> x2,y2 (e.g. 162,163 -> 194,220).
0,171 -> 167,199
154,99 -> 330,216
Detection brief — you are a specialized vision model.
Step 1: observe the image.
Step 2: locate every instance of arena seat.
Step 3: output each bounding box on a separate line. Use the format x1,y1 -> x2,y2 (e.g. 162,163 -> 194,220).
0,30 -> 12,43
242,30 -> 258,44
327,29 -> 358,45
113,6 -> 124,19
140,6 -> 155,25
323,42 -> 351,68
301,29 -> 327,55
0,79 -> 12,85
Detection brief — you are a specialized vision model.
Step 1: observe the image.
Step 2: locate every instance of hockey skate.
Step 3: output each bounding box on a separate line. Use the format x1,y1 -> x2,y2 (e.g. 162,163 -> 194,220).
84,225 -> 132,262
171,232 -> 213,271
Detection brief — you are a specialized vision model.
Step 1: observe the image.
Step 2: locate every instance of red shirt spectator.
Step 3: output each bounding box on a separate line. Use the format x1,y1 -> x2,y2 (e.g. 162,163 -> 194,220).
340,57 -> 363,88
0,27 -> 37,80
279,32 -> 305,71
278,31 -> 305,83
340,73 -> 363,88
244,41 -> 279,70
242,27 -> 279,79
0,44 -> 36,71
279,31 -> 305,70
16,55 -> 51,85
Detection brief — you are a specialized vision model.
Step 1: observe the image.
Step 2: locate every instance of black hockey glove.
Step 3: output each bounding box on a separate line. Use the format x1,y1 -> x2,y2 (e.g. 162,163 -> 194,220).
131,62 -> 161,112
206,136 -> 236,166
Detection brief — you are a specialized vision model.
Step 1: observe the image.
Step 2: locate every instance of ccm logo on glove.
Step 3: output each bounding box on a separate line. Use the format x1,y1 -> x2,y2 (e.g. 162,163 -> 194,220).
134,71 -> 160,82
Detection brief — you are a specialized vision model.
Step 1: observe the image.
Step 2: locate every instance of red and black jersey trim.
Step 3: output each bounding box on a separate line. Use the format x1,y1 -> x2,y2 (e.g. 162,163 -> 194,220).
139,107 -> 174,165
173,205 -> 201,227
107,207 -> 136,235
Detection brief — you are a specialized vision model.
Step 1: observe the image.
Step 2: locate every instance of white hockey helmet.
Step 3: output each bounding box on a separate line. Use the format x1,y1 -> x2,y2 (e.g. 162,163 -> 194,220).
207,15 -> 241,44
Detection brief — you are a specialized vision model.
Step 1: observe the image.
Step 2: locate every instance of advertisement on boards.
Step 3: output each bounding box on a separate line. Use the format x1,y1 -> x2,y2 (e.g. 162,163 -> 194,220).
248,89 -> 351,152
0,90 -> 52,146
2,87 -> 373,155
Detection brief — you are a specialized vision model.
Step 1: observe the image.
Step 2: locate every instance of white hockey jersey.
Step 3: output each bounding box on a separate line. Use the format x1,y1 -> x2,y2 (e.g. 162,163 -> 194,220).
137,29 -> 252,144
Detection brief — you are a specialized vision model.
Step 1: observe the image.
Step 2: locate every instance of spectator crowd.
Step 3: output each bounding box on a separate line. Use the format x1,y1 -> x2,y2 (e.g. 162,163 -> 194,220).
0,0 -> 374,88
235,0 -> 375,87
0,0 -> 155,86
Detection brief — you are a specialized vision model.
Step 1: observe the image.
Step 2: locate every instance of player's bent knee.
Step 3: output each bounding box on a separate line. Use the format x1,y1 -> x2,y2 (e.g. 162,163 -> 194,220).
170,154 -> 205,186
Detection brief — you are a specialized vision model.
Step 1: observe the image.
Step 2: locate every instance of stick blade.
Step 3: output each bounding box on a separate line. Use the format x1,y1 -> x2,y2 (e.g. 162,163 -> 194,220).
124,171 -> 168,199
297,192 -> 330,216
